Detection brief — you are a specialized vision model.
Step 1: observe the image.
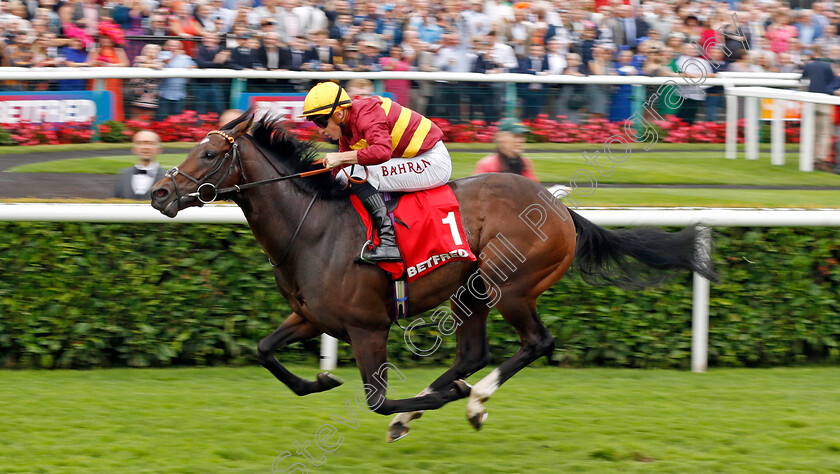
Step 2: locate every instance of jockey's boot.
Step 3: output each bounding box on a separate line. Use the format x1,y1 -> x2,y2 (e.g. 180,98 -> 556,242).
360,193 -> 402,263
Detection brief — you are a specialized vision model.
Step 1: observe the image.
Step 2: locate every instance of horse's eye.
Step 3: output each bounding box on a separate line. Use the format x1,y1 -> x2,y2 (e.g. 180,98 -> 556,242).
203,150 -> 217,159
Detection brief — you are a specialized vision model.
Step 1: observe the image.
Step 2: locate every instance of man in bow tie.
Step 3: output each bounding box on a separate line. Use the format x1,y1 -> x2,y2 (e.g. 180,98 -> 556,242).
113,130 -> 167,200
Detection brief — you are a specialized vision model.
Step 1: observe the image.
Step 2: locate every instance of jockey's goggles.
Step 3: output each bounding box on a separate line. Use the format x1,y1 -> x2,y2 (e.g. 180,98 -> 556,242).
310,114 -> 331,129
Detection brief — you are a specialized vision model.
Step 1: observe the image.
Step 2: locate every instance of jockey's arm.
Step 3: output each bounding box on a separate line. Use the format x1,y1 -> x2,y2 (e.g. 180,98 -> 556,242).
324,119 -> 393,168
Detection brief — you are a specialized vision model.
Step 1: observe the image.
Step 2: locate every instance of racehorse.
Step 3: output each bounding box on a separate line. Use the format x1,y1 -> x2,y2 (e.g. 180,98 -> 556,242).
150,112 -> 717,442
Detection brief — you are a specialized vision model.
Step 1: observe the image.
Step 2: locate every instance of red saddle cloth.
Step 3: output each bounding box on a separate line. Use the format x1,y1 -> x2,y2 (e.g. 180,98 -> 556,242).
349,185 -> 476,282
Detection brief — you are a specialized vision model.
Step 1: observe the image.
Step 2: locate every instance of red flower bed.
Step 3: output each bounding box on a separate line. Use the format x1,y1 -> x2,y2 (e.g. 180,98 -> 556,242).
0,112 -> 770,146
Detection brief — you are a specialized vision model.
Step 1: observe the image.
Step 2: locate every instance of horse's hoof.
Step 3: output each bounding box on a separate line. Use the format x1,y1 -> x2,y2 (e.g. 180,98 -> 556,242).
317,372 -> 344,390
468,410 -> 488,430
387,422 -> 410,443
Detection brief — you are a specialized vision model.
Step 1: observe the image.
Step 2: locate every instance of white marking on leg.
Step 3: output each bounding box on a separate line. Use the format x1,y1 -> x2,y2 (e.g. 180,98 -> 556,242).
466,368 -> 501,420
390,387 -> 432,429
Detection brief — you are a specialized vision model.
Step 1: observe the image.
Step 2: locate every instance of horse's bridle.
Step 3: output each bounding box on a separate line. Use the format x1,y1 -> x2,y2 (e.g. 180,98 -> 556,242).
166,130 -> 243,204
168,129 -> 330,267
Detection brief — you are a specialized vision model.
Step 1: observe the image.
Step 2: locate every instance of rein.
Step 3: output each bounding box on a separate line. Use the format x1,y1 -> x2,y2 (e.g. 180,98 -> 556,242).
175,130 -> 332,204
171,129 -> 327,267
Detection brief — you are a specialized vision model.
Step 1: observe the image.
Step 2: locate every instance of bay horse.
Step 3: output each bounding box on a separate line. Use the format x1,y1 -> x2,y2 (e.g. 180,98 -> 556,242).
150,113 -> 717,442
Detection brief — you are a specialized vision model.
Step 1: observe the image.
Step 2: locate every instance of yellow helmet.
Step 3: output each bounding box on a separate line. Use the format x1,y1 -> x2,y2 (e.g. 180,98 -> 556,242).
299,82 -> 352,118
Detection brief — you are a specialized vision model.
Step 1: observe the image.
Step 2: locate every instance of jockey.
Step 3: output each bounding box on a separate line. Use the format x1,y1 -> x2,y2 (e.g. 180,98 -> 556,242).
300,81 -> 453,263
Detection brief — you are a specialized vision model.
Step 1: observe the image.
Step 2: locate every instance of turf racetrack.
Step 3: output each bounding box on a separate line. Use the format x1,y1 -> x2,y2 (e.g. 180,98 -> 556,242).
2,366 -> 838,472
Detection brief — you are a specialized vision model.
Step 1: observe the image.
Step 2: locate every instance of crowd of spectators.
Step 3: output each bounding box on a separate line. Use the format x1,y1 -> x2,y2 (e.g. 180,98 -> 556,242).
2,0 -> 840,125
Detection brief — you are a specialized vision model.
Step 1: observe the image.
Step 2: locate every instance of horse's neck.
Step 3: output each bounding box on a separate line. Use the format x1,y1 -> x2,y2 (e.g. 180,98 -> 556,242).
233,146 -> 346,274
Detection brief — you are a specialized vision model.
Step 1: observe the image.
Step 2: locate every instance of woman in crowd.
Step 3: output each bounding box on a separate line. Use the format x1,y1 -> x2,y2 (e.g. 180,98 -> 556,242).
379,45 -> 411,106
765,9 -> 798,54
169,1 -> 204,57
88,21 -> 130,121
586,44 -> 614,120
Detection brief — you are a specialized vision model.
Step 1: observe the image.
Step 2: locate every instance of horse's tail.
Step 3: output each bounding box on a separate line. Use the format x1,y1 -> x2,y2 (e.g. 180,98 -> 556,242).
568,209 -> 718,289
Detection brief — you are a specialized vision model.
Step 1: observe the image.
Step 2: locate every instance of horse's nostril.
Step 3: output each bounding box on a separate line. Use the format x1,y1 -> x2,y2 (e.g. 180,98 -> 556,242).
153,188 -> 168,199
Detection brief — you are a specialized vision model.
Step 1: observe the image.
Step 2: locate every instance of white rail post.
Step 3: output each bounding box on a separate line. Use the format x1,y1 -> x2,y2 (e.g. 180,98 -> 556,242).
800,101 -> 815,172
771,99 -> 785,165
320,334 -> 338,371
745,97 -> 759,160
691,226 -> 712,373
725,93 -> 738,159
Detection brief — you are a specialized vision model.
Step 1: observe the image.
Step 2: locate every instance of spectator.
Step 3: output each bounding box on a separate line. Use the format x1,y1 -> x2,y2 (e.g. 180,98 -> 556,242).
357,40 -> 381,71
434,33 -> 472,122
129,43 -> 162,119
194,31 -> 240,116
474,118 -> 539,182
517,43 -> 549,119
609,49 -> 636,123
232,33 -> 262,69
379,45 -> 411,106
250,0 -> 282,31
309,29 -> 336,71
115,0 -> 149,62
113,130 -> 167,200
344,77 -> 374,99
218,108 -> 243,127
157,39 -> 196,121
194,2 -> 218,33
541,36 -> 567,118
294,0 -> 328,36
58,0 -> 99,38
88,21 -> 130,121
802,44 -> 838,172
30,33 -> 61,68
277,0 -> 302,44
796,10 -> 822,52
254,31 -> 284,90
169,1 -> 204,57
765,9 -> 798,54
329,13 -> 353,41
611,4 -> 649,51
727,48 -> 759,73
146,14 -> 170,37
675,42 -> 714,125
557,52 -> 587,124
586,44 -> 614,120
58,34 -> 90,91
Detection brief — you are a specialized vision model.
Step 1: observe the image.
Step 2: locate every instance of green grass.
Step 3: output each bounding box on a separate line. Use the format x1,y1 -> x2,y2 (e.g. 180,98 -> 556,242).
6,144 -> 840,208
9,154 -> 188,174
562,188 -> 840,208
12,150 -> 840,186
1,366 -> 838,473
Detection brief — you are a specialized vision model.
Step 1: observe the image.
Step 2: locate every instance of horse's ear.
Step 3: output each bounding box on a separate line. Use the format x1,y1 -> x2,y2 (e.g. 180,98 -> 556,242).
228,112 -> 255,139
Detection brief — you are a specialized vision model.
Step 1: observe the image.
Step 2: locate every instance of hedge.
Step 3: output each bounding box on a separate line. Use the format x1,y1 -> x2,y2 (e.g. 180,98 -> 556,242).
1,223 -> 838,369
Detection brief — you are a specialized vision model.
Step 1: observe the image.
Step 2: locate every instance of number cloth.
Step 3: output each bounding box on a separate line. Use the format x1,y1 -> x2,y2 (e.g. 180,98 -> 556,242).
349,185 -> 476,282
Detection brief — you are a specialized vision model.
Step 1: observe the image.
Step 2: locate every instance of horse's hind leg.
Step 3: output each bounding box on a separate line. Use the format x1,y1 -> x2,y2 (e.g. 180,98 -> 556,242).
388,300 -> 490,442
258,312 -> 344,396
465,298 -> 554,430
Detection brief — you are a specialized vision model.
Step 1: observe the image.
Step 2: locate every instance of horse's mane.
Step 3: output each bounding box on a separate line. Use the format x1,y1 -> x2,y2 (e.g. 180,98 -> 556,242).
226,115 -> 349,199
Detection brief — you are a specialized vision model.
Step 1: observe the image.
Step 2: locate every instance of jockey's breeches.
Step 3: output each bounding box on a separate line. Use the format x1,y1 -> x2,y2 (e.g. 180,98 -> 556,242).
335,141 -> 452,192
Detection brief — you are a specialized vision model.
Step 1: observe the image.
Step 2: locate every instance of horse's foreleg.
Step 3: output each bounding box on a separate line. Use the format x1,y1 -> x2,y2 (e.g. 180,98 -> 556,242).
258,312 -> 343,396
465,298 -> 554,430
388,300 -> 490,442
348,327 -> 470,419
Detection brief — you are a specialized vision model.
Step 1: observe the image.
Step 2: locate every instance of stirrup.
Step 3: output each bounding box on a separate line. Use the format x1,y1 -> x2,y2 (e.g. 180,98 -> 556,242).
357,239 -> 375,264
